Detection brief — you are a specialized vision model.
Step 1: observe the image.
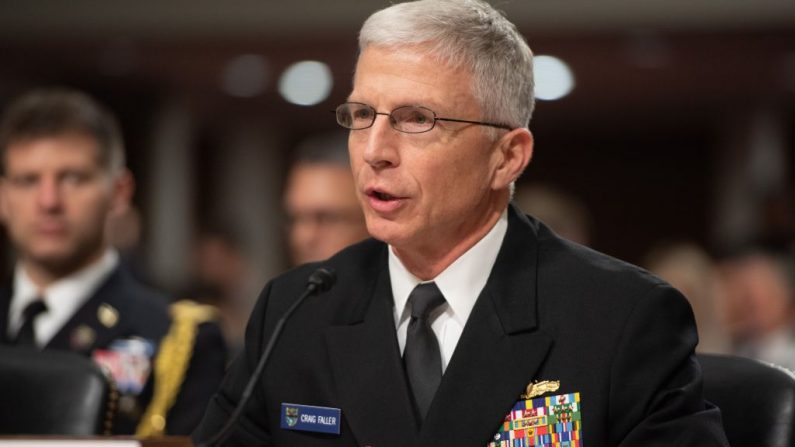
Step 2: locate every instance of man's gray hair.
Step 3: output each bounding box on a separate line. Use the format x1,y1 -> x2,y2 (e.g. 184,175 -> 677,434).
359,0 -> 535,131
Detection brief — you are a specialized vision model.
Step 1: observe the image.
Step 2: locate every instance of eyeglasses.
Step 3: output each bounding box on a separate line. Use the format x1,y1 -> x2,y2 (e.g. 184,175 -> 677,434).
333,102 -> 513,134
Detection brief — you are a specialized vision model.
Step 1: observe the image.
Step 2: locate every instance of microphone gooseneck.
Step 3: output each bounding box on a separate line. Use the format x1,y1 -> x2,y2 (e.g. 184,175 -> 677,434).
198,267 -> 337,447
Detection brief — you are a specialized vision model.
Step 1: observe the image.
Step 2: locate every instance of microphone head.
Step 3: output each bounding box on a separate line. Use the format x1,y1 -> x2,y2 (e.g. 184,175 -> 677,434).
307,267 -> 336,292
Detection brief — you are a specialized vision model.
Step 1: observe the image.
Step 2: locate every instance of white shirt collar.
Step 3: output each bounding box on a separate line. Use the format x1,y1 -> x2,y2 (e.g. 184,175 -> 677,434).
390,209 -> 508,328
8,249 -> 120,345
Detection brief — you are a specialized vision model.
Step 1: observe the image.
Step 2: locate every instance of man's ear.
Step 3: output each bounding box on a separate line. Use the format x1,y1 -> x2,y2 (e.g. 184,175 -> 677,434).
110,168 -> 135,217
491,128 -> 534,190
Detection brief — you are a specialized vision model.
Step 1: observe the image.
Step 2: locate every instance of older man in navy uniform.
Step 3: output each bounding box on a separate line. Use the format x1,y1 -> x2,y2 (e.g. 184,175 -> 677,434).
194,1 -> 729,445
0,88 -> 226,435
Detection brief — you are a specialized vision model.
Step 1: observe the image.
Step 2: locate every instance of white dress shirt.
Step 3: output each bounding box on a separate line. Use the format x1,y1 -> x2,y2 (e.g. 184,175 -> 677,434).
7,249 -> 120,347
390,210 -> 508,373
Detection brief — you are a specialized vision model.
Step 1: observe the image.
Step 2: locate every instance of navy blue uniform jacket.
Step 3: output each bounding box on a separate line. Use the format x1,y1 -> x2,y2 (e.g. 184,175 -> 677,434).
194,204 -> 728,446
0,266 -> 227,435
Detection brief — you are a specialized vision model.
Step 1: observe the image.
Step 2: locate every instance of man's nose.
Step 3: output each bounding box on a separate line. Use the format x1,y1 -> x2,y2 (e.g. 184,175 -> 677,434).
362,115 -> 400,170
36,178 -> 62,210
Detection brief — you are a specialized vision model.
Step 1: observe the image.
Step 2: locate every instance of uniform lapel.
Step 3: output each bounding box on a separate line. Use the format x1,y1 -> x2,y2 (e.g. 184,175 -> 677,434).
325,251 -> 419,447
419,204 -> 553,446
46,268 -> 128,353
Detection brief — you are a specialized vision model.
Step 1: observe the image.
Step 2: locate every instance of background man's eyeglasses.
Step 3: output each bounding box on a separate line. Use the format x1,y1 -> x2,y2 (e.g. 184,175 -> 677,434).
334,102 -> 513,134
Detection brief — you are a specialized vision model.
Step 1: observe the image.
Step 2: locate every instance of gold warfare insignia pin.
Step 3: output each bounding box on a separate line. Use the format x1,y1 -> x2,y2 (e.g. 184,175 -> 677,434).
521,380 -> 561,399
98,303 -> 119,328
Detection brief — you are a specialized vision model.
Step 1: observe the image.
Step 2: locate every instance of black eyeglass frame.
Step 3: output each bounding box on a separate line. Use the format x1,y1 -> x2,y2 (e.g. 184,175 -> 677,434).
333,102 -> 514,134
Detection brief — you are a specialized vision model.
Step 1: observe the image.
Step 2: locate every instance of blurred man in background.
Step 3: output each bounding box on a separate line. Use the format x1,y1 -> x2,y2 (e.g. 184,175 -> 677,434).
718,248 -> 795,371
0,88 -> 226,436
513,183 -> 592,246
283,133 -> 368,265
190,225 -> 258,355
645,241 -> 732,354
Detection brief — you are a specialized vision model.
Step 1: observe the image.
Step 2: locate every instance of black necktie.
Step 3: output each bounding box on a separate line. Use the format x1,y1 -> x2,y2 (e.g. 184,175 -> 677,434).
14,299 -> 48,346
403,282 -> 446,424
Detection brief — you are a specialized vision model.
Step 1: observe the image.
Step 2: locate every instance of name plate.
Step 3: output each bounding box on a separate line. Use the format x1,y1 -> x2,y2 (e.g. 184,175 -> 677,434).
280,403 -> 342,435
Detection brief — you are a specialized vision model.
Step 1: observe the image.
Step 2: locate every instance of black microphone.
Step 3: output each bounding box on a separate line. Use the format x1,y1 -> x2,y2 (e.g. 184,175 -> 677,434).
198,267 -> 337,447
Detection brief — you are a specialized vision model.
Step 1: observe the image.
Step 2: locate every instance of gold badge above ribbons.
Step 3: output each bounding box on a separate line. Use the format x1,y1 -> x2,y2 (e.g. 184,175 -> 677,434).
521,380 -> 561,399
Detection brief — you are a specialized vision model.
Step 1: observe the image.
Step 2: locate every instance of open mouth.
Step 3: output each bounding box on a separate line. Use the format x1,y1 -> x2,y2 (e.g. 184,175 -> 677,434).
370,190 -> 397,201
365,188 -> 405,212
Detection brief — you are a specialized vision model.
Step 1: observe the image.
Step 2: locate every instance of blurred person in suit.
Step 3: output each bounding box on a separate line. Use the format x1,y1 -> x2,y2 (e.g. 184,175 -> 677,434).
194,1 -> 728,445
513,183 -> 592,246
644,242 -> 732,354
283,133 -> 368,265
190,225 -> 260,356
0,88 -> 226,436
105,203 -> 152,284
718,248 -> 795,371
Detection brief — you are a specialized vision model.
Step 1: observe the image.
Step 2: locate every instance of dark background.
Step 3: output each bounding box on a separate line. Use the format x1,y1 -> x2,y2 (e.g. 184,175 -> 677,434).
0,0 -> 793,294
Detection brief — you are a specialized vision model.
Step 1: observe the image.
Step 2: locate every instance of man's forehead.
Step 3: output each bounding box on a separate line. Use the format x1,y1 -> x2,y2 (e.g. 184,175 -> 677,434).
4,133 -> 104,169
353,45 -> 454,82
288,164 -> 356,195
7,132 -> 100,151
350,45 -> 475,111
289,163 -> 353,187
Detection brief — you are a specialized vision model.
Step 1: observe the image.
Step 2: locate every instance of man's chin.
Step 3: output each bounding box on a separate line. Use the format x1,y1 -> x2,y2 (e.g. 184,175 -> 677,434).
365,222 -> 396,244
25,247 -> 100,278
366,223 -> 414,249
